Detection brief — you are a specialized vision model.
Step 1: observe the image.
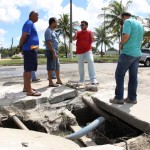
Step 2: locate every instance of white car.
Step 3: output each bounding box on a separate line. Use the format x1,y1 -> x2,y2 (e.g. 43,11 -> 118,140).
139,48 -> 150,67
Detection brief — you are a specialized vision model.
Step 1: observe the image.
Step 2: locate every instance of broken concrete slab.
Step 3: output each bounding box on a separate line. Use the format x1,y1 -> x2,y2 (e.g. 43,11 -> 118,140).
80,145 -> 125,150
0,128 -> 80,150
0,80 -> 77,109
48,85 -> 78,104
92,90 -> 150,134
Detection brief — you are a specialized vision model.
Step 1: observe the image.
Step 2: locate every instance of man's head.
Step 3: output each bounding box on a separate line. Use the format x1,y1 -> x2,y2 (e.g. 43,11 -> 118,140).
121,12 -> 132,22
80,20 -> 88,31
49,17 -> 58,29
29,11 -> 39,23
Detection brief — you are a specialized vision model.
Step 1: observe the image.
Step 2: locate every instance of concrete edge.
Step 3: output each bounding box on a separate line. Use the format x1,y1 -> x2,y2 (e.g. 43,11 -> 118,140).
92,96 -> 150,134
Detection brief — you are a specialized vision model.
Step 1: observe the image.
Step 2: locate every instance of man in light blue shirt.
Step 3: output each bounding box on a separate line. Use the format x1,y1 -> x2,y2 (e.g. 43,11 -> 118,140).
110,12 -> 144,104
44,17 -> 62,87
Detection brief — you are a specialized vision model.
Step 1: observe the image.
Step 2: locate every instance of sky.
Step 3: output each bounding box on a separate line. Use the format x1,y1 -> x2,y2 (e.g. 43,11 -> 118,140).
0,0 -> 150,49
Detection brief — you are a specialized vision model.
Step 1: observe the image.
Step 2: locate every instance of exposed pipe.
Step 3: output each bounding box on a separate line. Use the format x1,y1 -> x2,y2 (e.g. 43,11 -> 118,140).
82,96 -> 110,120
8,113 -> 29,130
66,117 -> 105,140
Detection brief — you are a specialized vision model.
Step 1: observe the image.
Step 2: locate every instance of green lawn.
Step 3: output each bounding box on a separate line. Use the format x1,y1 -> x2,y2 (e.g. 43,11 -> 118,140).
0,56 -> 118,66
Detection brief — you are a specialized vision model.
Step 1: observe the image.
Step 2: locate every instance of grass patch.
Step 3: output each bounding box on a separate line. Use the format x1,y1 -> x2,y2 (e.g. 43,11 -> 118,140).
0,59 -> 24,66
0,56 -> 118,66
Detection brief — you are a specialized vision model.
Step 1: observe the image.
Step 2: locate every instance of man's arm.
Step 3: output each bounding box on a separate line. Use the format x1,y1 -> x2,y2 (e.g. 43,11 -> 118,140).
90,32 -> 95,42
46,40 -> 57,60
18,32 -> 29,48
119,34 -> 130,51
73,32 -> 78,41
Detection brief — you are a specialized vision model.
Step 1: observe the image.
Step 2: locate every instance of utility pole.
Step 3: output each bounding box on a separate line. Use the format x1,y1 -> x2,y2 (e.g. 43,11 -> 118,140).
102,7 -> 106,53
10,37 -> 13,57
0,43 -> 2,59
104,8 -> 106,53
70,0 -> 73,58
119,0 -> 123,55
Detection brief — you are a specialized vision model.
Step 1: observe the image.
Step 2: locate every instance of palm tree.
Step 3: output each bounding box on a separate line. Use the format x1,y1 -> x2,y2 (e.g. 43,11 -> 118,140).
95,26 -> 113,57
142,15 -> 150,47
145,15 -> 150,30
98,0 -> 132,43
57,14 -> 79,57
142,31 -> 150,48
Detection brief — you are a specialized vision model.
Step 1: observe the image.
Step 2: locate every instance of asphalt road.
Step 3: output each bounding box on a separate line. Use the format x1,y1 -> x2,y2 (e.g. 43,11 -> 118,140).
0,63 -> 149,91
0,63 -> 116,79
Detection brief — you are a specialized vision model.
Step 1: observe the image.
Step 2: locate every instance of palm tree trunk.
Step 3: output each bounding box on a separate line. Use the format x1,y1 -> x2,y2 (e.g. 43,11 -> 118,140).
63,33 -> 68,58
119,25 -> 123,55
101,43 -> 103,57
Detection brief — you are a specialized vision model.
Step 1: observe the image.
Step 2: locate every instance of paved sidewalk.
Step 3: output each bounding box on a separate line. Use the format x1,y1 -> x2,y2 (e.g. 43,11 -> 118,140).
0,78 -> 77,108
92,89 -> 150,134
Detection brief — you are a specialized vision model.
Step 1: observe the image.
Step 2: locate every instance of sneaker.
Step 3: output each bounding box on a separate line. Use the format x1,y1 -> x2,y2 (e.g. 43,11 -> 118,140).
91,79 -> 99,85
77,81 -> 84,86
32,78 -> 40,82
109,97 -> 124,104
124,98 -> 137,104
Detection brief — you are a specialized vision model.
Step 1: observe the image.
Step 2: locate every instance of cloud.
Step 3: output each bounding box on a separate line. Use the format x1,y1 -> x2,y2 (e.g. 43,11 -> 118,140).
0,0 -> 21,23
129,0 -> 150,16
61,0 -> 109,31
1,0 -> 150,48
0,28 -> 6,46
114,0 -> 150,16
0,0 -> 64,23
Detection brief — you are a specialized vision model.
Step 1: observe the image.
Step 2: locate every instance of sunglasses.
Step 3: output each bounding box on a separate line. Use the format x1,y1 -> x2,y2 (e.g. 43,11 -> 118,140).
80,24 -> 86,27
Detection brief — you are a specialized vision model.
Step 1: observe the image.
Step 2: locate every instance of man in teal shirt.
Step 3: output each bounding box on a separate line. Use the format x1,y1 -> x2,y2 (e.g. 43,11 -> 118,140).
110,12 -> 144,104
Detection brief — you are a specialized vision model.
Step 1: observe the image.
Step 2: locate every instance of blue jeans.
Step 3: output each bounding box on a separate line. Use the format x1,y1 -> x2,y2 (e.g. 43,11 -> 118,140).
52,71 -> 56,78
115,53 -> 141,101
31,71 -> 56,80
31,71 -> 36,80
77,50 -> 96,83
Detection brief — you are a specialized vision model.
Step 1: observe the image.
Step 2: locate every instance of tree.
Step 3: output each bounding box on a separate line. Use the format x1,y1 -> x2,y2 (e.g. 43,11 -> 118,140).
98,0 -> 132,43
142,31 -> 150,48
57,14 -> 79,57
58,43 -> 68,55
142,15 -> 150,47
94,26 -> 113,57
145,15 -> 150,30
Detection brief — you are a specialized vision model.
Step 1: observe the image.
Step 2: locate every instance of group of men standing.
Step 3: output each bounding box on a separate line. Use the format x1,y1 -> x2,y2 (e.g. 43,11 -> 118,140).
19,11 -> 144,105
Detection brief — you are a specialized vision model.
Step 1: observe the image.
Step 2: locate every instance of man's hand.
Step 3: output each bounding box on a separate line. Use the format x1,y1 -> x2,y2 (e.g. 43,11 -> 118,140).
17,45 -> 22,52
119,43 -> 123,51
53,51 -> 57,60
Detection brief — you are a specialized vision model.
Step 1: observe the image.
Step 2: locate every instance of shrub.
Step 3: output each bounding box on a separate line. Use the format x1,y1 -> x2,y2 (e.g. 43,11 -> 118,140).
38,49 -> 45,54
11,55 -> 21,59
38,54 -> 46,58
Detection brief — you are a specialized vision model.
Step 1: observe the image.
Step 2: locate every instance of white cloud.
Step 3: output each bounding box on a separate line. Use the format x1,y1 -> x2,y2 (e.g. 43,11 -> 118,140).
59,0 -> 109,32
114,0 -> 150,16
129,0 -> 150,15
0,28 -> 6,46
0,0 -> 21,23
35,19 -> 48,33
0,0 -> 64,23
1,0 -> 150,49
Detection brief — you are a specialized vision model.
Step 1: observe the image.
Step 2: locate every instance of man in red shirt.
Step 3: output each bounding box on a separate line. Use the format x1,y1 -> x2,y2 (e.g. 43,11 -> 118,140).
73,20 -> 98,84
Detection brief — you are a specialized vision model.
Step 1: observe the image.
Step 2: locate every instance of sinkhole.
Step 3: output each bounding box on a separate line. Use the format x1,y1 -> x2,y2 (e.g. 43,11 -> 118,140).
0,104 -> 143,146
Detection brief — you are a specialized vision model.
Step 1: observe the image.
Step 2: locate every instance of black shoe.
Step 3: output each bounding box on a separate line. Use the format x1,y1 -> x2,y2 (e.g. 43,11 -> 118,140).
124,98 -> 137,104
109,98 -> 124,104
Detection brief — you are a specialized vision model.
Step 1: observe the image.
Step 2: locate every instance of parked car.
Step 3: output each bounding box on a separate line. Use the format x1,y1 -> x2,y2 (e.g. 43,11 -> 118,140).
139,48 -> 150,67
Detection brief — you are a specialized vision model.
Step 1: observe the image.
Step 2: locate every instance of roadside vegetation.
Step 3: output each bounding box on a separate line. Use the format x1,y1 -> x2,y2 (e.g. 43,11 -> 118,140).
0,55 -> 118,66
